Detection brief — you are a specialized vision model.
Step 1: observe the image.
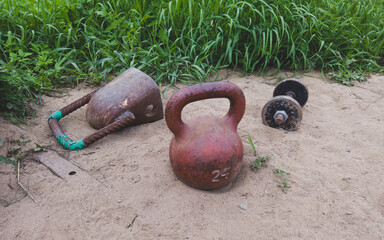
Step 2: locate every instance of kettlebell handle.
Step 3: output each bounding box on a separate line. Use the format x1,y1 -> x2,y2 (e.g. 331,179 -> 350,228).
48,89 -> 135,150
165,81 -> 246,137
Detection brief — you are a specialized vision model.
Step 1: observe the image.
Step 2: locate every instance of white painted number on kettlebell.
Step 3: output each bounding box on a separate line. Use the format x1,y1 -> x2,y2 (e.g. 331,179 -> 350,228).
211,167 -> 231,182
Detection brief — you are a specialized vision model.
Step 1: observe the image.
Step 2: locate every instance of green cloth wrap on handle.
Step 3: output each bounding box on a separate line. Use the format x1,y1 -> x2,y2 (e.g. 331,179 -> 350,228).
50,110 -> 63,120
57,135 -> 85,151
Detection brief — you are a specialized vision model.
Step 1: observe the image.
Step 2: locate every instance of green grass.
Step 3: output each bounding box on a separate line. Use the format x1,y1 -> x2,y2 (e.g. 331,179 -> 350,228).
1,0 -> 384,118
274,168 -> 291,193
248,135 -> 272,171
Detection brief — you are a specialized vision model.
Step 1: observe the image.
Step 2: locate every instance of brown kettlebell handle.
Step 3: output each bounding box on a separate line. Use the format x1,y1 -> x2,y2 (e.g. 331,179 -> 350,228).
165,81 -> 246,137
48,89 -> 135,150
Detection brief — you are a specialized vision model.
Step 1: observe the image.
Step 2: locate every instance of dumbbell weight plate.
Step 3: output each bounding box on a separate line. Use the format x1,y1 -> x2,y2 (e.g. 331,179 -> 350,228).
273,79 -> 309,107
261,96 -> 302,130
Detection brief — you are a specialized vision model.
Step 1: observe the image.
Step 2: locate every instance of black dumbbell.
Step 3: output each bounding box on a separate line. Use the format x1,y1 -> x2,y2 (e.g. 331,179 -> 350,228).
261,78 -> 309,130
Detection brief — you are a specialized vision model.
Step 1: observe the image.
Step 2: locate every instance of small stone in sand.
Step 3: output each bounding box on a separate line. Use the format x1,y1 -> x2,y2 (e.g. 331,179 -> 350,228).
239,203 -> 248,210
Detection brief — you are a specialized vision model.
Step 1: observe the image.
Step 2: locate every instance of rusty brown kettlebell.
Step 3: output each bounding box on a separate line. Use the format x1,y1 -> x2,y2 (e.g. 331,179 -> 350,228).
165,82 -> 246,190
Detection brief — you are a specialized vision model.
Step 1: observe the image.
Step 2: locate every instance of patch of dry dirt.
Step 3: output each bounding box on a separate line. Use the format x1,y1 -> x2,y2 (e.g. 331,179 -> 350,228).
1,71 -> 384,239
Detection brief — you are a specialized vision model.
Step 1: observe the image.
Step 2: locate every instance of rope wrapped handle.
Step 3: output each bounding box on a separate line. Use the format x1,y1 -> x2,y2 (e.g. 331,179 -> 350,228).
48,90 -> 135,151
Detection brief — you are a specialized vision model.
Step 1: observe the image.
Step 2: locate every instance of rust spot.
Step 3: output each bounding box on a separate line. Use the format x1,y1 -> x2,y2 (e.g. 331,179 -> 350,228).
119,99 -> 128,108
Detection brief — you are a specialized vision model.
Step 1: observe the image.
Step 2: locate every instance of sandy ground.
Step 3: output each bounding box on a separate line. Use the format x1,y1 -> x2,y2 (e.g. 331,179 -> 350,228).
1,71 -> 384,240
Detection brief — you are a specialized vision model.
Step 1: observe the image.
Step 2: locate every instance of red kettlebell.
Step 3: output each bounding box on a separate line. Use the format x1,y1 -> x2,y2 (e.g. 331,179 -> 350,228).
165,82 -> 246,190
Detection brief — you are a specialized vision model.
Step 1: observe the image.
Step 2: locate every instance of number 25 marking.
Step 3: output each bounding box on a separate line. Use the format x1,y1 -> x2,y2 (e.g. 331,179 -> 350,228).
212,167 -> 231,182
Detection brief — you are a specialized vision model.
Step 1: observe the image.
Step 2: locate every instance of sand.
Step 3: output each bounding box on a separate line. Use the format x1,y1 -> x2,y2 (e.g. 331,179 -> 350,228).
1,71 -> 384,239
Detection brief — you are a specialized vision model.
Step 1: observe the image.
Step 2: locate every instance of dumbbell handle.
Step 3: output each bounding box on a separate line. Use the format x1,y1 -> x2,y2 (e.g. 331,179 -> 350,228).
274,114 -> 285,125
286,91 -> 295,98
273,110 -> 289,125
273,91 -> 296,125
